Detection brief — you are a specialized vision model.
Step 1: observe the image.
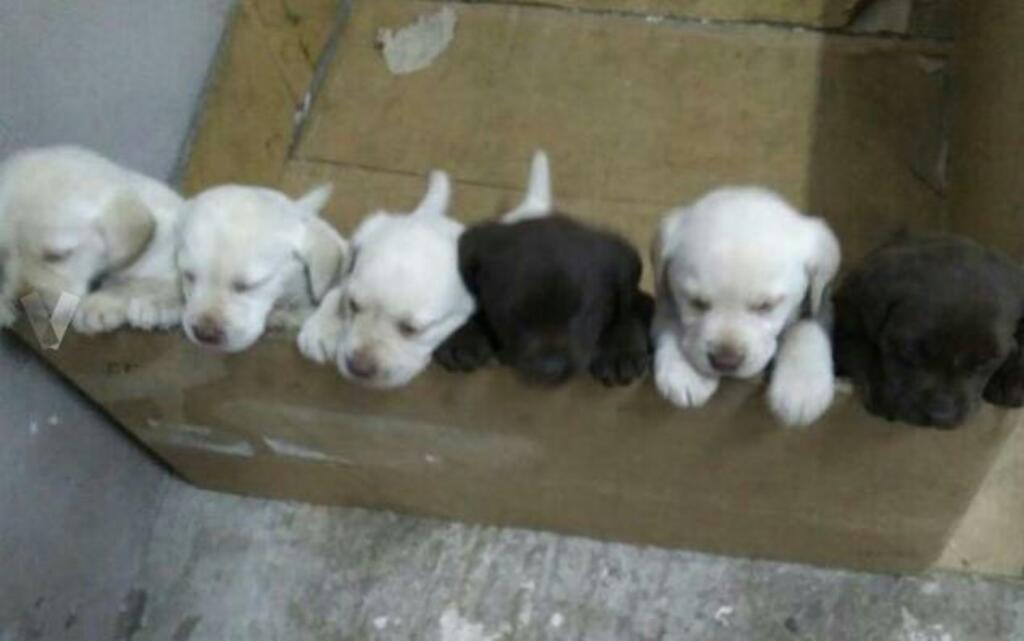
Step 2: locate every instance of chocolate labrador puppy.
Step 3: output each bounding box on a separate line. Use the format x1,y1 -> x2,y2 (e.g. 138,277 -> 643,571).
434,152 -> 653,386
834,233 -> 1024,428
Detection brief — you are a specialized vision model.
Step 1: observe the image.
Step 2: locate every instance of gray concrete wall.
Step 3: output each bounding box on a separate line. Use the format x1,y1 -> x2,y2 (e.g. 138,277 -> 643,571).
0,2 -> 233,639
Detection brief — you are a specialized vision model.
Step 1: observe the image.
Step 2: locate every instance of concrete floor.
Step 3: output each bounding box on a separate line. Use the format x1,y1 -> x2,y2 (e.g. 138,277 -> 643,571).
133,482 -> 1024,641
1,1 -> 1023,640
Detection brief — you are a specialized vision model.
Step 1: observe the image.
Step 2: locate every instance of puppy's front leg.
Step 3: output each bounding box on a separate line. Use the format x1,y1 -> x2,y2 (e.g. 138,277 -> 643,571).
74,290 -> 130,334
298,287 -> 344,365
590,292 -> 653,386
434,313 -> 495,372
653,311 -> 719,407
768,320 -> 835,427
124,279 -> 183,330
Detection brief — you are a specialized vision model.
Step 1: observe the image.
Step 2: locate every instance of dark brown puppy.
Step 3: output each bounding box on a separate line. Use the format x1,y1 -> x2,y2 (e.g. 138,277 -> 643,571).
834,233 -> 1024,428
435,215 -> 653,386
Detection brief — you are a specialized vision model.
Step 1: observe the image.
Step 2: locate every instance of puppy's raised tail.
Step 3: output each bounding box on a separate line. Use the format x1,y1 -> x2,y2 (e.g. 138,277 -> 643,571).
411,170 -> 451,217
296,183 -> 334,215
502,150 -> 552,224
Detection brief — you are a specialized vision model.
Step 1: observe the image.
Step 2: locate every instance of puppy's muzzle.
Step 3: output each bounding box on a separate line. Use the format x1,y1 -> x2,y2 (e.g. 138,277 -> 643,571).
521,353 -> 574,385
708,343 -> 746,374
190,315 -> 226,347
346,350 -> 379,381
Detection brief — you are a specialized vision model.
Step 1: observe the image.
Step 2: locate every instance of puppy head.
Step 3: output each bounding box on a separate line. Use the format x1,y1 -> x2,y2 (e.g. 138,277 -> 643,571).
875,305 -> 1009,427
461,218 -> 640,385
0,149 -> 157,310
178,184 -> 347,353
836,236 -> 1021,428
656,187 -> 839,379
334,171 -> 474,388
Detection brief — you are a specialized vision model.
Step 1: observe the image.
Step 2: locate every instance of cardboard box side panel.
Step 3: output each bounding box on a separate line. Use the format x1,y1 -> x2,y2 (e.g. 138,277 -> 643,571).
18,327 -> 1019,575
947,0 -> 1024,258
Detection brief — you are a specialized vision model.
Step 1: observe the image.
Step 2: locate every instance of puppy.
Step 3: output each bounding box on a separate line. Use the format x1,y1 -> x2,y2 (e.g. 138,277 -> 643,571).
652,187 -> 841,427
298,170 -> 474,388
0,146 -> 184,333
435,151 -> 653,386
834,233 -> 1024,428
177,183 -> 348,353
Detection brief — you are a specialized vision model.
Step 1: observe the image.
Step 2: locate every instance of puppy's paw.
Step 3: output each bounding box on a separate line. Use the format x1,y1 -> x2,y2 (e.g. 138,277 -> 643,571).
126,296 -> 183,331
983,366 -> 1024,408
769,321 -> 835,428
73,293 -> 128,334
591,346 -> 650,387
434,322 -> 493,372
654,343 -> 718,407
769,367 -> 834,428
298,315 -> 341,365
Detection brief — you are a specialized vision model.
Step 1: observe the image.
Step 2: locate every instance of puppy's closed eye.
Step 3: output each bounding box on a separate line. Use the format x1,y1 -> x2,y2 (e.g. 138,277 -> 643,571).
748,298 -> 782,315
42,248 -> 74,263
397,320 -> 420,338
348,298 -> 362,315
687,295 -> 712,313
231,275 -> 271,295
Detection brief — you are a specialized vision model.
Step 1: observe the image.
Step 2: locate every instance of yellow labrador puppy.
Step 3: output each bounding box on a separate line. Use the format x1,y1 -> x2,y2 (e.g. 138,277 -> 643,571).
177,183 -> 348,353
0,146 -> 184,333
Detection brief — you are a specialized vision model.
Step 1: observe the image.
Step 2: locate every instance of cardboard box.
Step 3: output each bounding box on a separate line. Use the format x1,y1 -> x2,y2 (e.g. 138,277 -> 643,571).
16,0 -> 1024,576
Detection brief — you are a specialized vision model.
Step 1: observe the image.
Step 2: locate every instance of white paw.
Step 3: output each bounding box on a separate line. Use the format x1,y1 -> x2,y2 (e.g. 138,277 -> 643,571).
73,294 -> 128,334
298,315 -> 340,365
654,342 -> 719,408
769,368 -> 834,428
768,321 -> 835,428
126,297 -> 183,330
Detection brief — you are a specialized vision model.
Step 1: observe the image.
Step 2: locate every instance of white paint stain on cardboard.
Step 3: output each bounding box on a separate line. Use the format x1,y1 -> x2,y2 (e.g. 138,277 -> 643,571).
263,436 -> 353,465
378,6 -> 457,75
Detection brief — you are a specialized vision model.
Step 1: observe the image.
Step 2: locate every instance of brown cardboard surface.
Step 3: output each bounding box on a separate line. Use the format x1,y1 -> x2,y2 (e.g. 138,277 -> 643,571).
18,0 -> 1024,576
948,0 -> 1024,259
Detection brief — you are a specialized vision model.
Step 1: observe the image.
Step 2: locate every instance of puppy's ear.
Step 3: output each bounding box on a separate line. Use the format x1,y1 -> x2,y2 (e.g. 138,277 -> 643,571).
95,192 -> 157,270
802,217 -> 841,317
457,223 -> 503,296
295,183 -> 334,214
502,150 -> 552,224
410,171 -> 451,218
297,217 -> 349,302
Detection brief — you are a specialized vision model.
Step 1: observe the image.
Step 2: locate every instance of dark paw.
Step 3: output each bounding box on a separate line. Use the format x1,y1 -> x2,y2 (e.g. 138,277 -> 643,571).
983,373 -> 1024,408
590,348 -> 651,387
434,328 -> 494,373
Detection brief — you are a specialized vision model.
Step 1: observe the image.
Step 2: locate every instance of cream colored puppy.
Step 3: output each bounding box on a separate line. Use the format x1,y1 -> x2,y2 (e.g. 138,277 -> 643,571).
0,146 -> 184,333
652,187 -> 841,427
299,170 -> 474,388
177,183 -> 348,353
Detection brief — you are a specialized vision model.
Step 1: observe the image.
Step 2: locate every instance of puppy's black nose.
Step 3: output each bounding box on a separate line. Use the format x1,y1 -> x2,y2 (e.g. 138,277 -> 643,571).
191,316 -> 225,345
346,352 -> 378,380
924,398 -> 962,428
527,354 -> 573,385
709,345 -> 745,373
